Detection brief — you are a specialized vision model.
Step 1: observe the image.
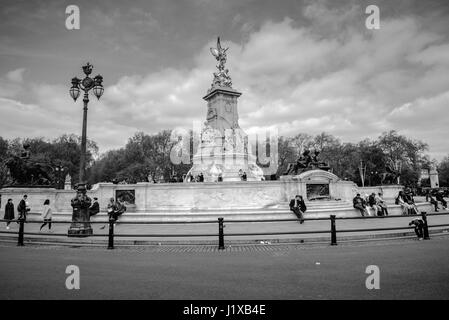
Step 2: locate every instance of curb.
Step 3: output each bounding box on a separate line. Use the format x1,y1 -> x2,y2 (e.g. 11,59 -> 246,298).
1,227 -> 448,247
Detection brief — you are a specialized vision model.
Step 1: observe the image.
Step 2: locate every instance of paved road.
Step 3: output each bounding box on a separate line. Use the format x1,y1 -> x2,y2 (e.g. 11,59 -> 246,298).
1,237 -> 449,299
2,213 -> 449,244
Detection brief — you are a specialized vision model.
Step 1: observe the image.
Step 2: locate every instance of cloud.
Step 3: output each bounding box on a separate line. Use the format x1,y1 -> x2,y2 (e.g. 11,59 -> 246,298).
6,68 -> 26,83
0,1 -> 448,161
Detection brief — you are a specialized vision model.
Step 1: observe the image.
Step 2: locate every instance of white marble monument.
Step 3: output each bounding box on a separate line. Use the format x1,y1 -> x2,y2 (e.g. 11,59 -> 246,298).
186,37 -> 264,182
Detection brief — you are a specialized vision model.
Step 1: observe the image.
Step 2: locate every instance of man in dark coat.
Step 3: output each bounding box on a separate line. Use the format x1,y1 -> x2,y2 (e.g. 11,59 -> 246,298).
289,195 -> 307,224
409,218 -> 424,240
88,197 -> 100,217
435,191 -> 447,210
4,199 -> 14,229
353,193 -> 368,217
17,194 -> 29,222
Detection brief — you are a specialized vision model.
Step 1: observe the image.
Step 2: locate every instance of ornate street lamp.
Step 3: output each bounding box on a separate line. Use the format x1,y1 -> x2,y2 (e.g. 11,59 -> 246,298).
68,62 -> 104,237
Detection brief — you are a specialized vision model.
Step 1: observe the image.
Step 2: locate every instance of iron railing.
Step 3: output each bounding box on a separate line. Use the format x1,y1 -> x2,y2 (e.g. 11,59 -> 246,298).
0,212 -> 448,249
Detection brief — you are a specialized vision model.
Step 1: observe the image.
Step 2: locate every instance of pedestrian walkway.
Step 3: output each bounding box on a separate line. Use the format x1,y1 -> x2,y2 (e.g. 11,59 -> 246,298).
1,212 -> 449,246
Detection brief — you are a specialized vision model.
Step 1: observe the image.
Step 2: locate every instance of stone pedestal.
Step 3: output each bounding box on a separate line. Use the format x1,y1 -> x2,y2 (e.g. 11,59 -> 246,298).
67,189 -> 93,237
187,86 -> 263,181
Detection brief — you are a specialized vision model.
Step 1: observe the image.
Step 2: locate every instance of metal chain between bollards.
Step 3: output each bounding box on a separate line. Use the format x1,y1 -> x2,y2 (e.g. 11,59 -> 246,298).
218,217 -> 225,250
330,215 -> 337,245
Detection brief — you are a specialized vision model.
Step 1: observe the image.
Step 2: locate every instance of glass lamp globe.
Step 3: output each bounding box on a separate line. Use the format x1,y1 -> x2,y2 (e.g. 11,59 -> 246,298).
93,85 -> 104,100
69,86 -> 80,101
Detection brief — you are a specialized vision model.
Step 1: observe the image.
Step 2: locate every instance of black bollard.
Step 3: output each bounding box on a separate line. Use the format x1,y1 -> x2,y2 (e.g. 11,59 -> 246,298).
107,219 -> 114,249
17,219 -> 24,246
330,215 -> 337,246
218,217 -> 225,250
421,212 -> 430,240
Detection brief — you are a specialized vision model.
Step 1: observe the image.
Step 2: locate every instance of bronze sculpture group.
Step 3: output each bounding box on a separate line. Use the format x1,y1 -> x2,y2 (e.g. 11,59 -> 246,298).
284,149 -> 330,175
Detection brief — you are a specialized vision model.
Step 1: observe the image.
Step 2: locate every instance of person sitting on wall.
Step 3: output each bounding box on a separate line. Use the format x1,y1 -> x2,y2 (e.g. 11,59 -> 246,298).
198,172 -> 204,182
375,192 -> 389,216
368,192 -> 381,216
435,191 -> 448,210
289,195 -> 307,224
405,189 -> 420,215
353,193 -> 368,217
100,198 -> 116,230
114,198 -> 126,222
395,191 -> 412,215
88,197 -> 100,217
107,198 -> 117,223
242,172 -> 247,181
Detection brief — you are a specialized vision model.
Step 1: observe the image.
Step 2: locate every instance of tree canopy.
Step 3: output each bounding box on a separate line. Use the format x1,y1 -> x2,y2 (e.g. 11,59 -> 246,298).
0,129 -> 445,188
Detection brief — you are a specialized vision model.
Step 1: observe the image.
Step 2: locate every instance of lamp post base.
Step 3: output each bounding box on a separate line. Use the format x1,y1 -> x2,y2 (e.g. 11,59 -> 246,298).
68,184 -> 93,237
68,223 -> 93,237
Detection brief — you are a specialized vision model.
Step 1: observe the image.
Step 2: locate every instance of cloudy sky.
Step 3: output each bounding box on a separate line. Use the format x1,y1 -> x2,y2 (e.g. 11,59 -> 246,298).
0,0 -> 448,159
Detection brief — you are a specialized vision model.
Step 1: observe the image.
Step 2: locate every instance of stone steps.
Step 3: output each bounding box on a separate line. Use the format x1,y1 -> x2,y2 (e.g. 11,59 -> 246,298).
24,202 -> 433,222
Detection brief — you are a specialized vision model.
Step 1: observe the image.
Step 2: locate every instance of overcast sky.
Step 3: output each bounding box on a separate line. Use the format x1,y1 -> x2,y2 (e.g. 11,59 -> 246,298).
0,0 -> 448,159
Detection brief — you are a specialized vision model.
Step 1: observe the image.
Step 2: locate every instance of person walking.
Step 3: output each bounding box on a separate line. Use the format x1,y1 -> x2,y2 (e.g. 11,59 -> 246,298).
289,195 -> 307,224
39,199 -> 52,232
4,199 -> 14,229
17,194 -> 30,222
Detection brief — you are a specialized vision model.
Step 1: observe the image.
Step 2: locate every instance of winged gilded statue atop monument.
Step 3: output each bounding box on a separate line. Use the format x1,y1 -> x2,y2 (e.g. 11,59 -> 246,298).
209,37 -> 232,89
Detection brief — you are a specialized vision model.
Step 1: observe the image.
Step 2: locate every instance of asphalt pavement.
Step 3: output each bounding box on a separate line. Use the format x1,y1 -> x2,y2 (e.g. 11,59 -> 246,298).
1,236 -> 449,299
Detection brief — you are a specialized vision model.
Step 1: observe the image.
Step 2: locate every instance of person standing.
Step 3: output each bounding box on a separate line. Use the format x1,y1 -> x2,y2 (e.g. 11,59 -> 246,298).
4,199 -> 14,229
17,194 -> 30,222
39,199 -> 52,232
289,195 -> 307,224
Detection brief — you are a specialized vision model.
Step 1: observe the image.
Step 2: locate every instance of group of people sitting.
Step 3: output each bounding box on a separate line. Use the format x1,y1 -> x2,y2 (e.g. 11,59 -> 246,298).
426,190 -> 448,212
395,190 -> 420,215
353,192 -> 389,217
184,172 -> 205,182
89,197 -> 126,229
